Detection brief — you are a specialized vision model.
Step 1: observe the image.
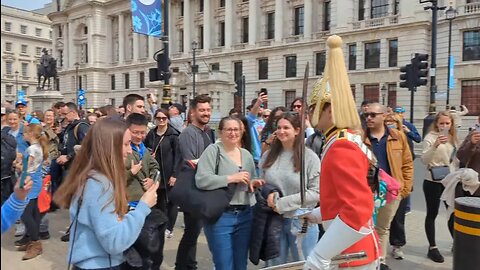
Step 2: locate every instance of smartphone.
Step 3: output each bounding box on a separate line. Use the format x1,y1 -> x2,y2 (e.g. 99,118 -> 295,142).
260,88 -> 268,96
441,128 -> 449,136
476,125 -> 480,132
153,171 -> 161,184
19,155 -> 29,189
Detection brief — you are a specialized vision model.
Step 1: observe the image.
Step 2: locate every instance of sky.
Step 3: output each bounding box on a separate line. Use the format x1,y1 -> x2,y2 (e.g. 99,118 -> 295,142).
1,0 -> 52,11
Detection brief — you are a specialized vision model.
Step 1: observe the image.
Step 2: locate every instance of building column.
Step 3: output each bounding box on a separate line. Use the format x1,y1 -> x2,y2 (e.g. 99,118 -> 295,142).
68,22 -> 75,68
87,16 -> 93,65
118,13 -> 125,64
148,36 -> 155,58
184,0 -> 191,53
304,0 -> 313,39
248,0 -> 258,46
203,0 -> 211,52
365,0 -> 371,19
225,0 -> 233,49
133,33 -> 139,61
274,0 -> 284,42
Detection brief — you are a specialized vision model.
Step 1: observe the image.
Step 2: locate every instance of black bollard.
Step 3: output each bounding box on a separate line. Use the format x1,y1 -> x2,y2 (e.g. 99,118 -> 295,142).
453,197 -> 480,270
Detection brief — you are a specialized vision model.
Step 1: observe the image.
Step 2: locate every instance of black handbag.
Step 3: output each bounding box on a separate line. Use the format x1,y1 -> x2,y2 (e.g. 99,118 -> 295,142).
430,166 -> 450,181
169,145 -> 235,224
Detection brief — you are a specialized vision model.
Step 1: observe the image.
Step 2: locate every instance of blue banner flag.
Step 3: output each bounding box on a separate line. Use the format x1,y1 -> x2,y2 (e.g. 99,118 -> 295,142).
448,55 -> 455,90
18,90 -> 25,102
78,89 -> 86,106
131,0 -> 162,37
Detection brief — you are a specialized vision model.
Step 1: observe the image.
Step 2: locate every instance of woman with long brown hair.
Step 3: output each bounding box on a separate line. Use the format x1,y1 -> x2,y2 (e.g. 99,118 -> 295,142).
258,112 -> 320,266
421,111 -> 459,263
54,118 -> 159,270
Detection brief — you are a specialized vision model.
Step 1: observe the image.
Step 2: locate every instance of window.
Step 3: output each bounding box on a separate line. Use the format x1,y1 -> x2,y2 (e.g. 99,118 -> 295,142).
461,80 -> 480,115
179,29 -> 184,52
111,75 -> 116,90
59,49 -> 64,67
315,52 -> 326,75
21,45 -> 28,54
82,44 -> 89,63
5,61 -> 12,75
200,0 -> 204,12
394,0 -> 400,15
258,58 -> 268,80
242,17 -> 249,43
21,86 -> 28,95
58,25 -> 62,37
180,1 -> 184,16
388,39 -> 398,67
78,76 -> 83,90
49,30 -> 52,39
139,72 -> 145,88
4,22 -> 11,31
22,63 -> 28,77
6,85 -> 13,95
294,6 -> 304,35
211,63 -> 220,71
21,25 -> 27,34
371,0 -> 389,18
349,44 -> 357,70
5,42 -> 12,52
198,26 -> 204,49
234,61 -> 243,82
387,84 -> 397,108
219,22 -> 225,46
124,73 -> 130,89
351,85 -> 356,99
285,90 -> 297,108
358,0 -> 365,21
286,55 -> 297,78
363,85 -> 380,102
463,30 -> 480,61
84,26 -> 88,35
36,47 -> 42,56
220,0 -> 225,8
35,28 -> 42,37
266,12 -> 275,40
324,1 -> 331,31
364,41 -> 381,69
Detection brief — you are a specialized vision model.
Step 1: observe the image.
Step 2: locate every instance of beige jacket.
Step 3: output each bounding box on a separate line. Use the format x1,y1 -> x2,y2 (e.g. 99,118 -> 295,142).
421,131 -> 458,182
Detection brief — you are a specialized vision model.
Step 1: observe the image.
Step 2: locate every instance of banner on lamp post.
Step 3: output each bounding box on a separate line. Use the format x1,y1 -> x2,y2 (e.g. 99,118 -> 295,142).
448,55 -> 455,90
131,0 -> 162,37
78,89 -> 86,107
17,90 -> 25,103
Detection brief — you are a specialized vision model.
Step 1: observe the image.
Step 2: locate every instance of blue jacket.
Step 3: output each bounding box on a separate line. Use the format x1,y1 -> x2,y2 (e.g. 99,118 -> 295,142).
1,193 -> 29,234
68,171 -> 151,269
403,119 -> 422,159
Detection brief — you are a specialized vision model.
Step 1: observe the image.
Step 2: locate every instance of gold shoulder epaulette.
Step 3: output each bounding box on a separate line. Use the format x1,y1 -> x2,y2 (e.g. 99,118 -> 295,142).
336,129 -> 348,140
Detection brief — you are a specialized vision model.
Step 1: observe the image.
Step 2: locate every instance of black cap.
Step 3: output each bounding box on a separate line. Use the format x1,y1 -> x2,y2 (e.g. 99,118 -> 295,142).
169,103 -> 185,113
361,100 -> 370,106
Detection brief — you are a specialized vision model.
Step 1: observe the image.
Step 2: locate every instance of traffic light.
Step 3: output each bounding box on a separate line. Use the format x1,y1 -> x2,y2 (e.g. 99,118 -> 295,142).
399,64 -> 415,90
234,78 -> 243,96
411,53 -> 429,87
149,52 -> 171,82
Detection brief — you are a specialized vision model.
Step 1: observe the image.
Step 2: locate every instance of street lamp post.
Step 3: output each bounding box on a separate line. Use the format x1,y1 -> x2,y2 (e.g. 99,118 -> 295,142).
381,84 -> 387,105
15,71 -> 19,100
74,62 -> 79,105
191,41 -> 198,98
445,6 -> 456,107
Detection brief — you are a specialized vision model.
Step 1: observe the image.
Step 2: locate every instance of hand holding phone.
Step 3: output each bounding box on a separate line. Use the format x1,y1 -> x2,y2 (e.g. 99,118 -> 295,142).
19,155 -> 30,189
154,171 -> 161,184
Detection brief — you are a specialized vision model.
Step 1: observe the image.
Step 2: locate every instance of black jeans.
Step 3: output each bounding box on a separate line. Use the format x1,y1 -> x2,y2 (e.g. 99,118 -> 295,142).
389,197 -> 408,247
21,198 -> 41,241
423,180 -> 453,247
1,177 -> 14,206
175,211 -> 203,270
156,189 -> 179,232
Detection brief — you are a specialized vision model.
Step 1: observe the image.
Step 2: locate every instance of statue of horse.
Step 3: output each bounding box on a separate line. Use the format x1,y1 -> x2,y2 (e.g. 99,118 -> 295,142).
37,57 -> 57,90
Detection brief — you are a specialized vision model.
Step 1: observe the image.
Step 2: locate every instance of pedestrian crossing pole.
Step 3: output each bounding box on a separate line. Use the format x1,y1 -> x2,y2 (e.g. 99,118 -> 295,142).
161,0 -> 171,109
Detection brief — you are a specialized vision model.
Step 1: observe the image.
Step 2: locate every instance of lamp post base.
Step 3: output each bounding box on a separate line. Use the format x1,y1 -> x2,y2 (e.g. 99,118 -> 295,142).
161,84 -> 172,109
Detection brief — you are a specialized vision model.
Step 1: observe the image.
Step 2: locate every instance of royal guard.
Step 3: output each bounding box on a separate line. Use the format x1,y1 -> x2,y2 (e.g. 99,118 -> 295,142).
303,35 -> 380,270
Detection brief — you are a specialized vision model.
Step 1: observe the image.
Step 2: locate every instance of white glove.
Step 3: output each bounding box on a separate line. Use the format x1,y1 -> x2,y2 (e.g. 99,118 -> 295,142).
305,207 -> 322,224
304,215 -> 372,269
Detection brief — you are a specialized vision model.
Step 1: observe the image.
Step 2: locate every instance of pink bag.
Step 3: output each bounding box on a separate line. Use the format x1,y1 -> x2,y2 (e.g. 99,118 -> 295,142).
379,169 -> 401,203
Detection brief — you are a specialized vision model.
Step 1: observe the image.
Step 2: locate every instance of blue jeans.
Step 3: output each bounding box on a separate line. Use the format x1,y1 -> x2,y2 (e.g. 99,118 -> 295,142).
267,218 -> 319,266
203,207 -> 252,270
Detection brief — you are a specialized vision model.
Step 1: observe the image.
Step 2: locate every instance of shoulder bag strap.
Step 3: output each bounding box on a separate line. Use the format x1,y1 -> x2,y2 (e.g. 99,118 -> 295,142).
215,144 -> 220,175
67,184 -> 87,270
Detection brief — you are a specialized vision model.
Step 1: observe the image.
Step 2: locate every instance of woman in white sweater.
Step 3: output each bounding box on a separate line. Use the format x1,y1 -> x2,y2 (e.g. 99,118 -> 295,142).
421,111 -> 458,263
259,112 -> 320,266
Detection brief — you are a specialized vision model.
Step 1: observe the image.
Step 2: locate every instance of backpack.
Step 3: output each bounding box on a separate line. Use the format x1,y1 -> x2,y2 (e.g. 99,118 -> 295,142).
73,121 -> 90,143
37,175 -> 52,213
1,128 -> 17,180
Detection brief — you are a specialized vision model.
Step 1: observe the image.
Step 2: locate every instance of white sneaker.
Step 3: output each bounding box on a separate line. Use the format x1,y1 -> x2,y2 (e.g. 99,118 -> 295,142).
165,230 -> 174,239
15,222 -> 25,237
392,246 -> 404,260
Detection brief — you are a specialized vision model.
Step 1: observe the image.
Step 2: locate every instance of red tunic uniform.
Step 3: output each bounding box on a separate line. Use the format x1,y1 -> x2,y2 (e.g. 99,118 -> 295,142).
320,128 -> 380,267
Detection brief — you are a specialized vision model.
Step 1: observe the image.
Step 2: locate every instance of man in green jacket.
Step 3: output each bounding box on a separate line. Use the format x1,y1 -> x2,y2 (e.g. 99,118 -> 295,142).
125,113 -> 160,202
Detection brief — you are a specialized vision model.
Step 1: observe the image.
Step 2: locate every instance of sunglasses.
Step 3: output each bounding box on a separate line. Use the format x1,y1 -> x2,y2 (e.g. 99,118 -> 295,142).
263,114 -> 270,118
364,112 -> 384,118
292,105 -> 302,109
156,116 -> 168,121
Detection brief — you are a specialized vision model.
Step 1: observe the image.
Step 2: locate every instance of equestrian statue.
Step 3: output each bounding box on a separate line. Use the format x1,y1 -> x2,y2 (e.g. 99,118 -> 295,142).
37,48 -> 57,90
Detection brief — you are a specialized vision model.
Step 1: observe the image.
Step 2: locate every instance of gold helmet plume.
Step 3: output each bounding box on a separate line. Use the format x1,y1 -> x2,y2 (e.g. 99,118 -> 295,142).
310,35 -> 361,130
